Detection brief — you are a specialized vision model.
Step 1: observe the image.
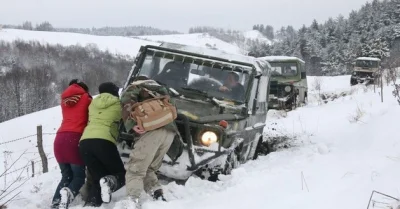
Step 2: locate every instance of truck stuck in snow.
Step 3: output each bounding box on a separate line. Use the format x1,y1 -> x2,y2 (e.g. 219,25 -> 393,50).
259,56 -> 308,110
117,42 -> 273,182
350,57 -> 381,86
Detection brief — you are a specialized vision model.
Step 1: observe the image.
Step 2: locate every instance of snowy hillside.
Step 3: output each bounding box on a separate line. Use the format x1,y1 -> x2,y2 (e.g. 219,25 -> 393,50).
135,33 -> 244,55
0,29 -> 244,56
0,29 -> 158,56
2,75 -> 400,209
243,30 -> 272,44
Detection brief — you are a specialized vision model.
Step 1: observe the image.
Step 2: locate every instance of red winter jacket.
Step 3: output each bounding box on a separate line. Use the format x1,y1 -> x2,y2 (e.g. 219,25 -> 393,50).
57,84 -> 91,133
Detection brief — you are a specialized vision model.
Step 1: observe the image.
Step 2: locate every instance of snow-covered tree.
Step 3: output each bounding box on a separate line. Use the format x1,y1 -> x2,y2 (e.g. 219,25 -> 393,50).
248,0 -> 400,76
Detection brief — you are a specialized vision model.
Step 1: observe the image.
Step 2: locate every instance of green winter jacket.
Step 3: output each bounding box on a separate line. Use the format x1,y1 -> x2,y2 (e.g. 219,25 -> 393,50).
80,93 -> 121,144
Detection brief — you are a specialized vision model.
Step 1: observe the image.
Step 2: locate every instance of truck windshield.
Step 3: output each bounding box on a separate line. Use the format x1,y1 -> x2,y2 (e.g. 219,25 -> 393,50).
269,62 -> 298,77
355,60 -> 378,68
136,51 -> 250,102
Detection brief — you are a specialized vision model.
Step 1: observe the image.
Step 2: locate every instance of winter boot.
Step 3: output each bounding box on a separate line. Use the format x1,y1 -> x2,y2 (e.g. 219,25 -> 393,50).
58,187 -> 73,209
152,189 -> 166,201
100,175 -> 117,203
50,200 -> 59,209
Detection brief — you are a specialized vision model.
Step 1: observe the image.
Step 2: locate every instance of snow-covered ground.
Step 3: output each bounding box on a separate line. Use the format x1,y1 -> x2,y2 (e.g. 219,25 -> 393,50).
2,75 -> 400,209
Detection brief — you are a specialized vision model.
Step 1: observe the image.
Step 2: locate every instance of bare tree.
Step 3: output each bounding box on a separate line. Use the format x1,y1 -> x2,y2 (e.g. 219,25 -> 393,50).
21,21 -> 33,30
382,56 -> 400,105
0,150 -> 29,208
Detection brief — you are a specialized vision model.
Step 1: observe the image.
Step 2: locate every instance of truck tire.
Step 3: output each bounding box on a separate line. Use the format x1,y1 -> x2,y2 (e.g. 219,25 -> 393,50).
253,136 -> 270,160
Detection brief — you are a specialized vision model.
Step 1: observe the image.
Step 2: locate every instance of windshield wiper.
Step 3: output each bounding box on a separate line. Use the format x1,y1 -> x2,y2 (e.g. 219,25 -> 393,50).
180,87 -> 223,106
181,87 -> 245,107
180,87 -> 208,95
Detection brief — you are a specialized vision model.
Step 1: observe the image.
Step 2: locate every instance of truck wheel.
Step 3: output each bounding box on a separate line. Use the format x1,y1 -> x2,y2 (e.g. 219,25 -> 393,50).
350,78 -> 357,86
253,136 -> 270,160
290,94 -> 297,111
303,93 -> 308,106
223,150 -> 239,175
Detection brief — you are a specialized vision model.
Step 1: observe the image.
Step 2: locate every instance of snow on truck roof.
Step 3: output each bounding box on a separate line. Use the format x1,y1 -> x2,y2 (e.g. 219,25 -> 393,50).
144,42 -> 267,74
356,57 -> 381,61
259,56 -> 305,63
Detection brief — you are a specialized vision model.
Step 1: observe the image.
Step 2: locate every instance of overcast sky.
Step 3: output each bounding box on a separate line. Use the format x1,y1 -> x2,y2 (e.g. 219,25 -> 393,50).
0,0 -> 371,32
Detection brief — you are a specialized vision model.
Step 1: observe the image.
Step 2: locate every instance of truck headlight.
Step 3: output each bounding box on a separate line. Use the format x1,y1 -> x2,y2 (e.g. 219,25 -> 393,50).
284,86 -> 291,92
201,131 -> 218,146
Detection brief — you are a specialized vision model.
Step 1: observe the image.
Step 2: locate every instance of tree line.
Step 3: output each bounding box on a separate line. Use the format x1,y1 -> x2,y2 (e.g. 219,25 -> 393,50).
2,21 -> 181,36
0,40 -> 133,122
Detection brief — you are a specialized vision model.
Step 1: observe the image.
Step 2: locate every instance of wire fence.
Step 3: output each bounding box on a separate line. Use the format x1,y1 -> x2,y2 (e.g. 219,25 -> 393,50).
1,126 -> 57,184
3,156 -> 55,177
0,134 -> 38,146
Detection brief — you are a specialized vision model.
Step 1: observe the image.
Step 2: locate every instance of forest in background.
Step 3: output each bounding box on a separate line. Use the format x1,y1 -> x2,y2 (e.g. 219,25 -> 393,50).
2,21 -> 181,36
0,40 -> 133,122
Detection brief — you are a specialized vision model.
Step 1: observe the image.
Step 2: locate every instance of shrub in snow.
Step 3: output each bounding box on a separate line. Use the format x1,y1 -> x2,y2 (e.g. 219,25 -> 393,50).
348,104 -> 365,123
392,83 -> 400,105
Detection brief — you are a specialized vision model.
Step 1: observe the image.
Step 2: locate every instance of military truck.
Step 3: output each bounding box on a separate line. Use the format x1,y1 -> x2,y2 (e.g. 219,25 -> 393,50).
117,42 -> 272,181
258,56 -> 308,110
350,57 -> 381,86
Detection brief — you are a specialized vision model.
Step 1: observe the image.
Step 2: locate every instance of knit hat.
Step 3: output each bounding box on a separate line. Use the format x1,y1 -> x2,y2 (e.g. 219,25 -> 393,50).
69,79 -> 89,92
98,82 -> 119,97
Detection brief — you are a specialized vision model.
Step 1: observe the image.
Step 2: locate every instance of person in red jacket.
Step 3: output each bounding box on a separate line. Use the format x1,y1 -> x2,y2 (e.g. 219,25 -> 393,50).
51,79 -> 92,209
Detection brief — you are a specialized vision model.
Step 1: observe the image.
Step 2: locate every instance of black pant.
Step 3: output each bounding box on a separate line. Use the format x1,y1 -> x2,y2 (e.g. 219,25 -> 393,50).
51,163 -> 85,205
79,139 -> 126,206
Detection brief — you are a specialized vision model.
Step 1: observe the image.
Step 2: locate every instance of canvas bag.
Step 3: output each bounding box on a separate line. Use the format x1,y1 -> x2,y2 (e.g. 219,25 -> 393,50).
130,88 -> 177,131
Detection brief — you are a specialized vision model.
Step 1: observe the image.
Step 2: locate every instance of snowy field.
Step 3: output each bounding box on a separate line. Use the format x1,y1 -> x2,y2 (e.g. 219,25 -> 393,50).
0,29 -> 157,56
2,74 -> 400,209
0,29 -> 245,56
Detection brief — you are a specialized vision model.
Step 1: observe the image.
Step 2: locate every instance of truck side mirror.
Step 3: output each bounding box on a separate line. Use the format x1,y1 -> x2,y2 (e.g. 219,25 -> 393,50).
301,72 -> 306,79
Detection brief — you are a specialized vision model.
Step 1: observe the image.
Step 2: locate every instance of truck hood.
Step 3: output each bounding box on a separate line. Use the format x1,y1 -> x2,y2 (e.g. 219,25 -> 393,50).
174,97 -> 245,123
354,67 -> 378,73
270,77 -> 300,84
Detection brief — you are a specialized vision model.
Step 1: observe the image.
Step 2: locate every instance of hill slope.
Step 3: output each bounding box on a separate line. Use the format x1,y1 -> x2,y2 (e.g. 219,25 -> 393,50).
0,29 -> 158,56
243,30 -> 273,44
2,76 -> 400,209
135,33 -> 245,54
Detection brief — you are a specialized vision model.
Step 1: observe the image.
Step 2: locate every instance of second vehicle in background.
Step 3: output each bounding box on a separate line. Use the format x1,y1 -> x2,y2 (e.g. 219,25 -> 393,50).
259,56 -> 308,110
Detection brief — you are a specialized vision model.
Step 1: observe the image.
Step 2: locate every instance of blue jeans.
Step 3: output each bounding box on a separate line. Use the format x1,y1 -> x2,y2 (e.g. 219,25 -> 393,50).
52,163 -> 86,205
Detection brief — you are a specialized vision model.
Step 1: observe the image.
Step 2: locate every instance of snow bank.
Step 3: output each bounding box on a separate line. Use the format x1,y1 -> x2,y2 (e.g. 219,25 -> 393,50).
308,75 -> 352,94
3,75 -> 400,209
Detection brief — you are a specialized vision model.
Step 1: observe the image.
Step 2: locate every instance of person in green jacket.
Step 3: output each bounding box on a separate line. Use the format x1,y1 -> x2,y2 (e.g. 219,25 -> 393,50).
78,82 -> 126,207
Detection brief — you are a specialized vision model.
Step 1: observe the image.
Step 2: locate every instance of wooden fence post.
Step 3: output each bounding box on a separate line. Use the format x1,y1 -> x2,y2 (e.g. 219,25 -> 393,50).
36,125 -> 48,173
31,161 -> 34,177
